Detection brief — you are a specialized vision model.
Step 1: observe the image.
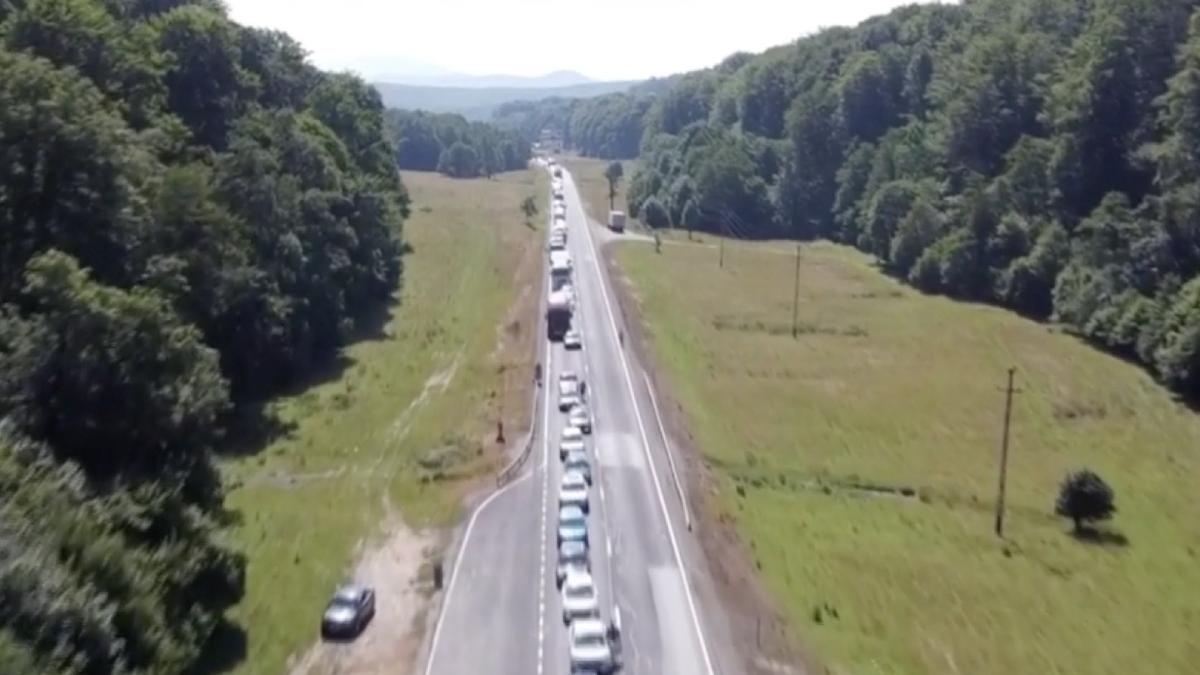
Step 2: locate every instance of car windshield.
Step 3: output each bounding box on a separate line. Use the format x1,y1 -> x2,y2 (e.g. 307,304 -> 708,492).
574,634 -> 607,649
565,584 -> 594,599
329,597 -> 358,610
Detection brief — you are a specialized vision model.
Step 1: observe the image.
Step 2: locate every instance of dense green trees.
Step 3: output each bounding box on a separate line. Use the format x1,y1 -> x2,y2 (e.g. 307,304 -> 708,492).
0,0 -> 406,670
563,0 -> 1200,398
385,108 -> 529,177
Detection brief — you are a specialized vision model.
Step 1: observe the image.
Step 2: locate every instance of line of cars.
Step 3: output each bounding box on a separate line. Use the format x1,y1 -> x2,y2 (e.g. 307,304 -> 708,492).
545,162 -> 622,674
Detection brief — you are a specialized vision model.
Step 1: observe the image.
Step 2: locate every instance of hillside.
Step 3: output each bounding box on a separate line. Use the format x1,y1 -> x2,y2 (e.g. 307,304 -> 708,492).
372,79 -> 638,119
0,0 -> 404,671
526,0 -> 1200,400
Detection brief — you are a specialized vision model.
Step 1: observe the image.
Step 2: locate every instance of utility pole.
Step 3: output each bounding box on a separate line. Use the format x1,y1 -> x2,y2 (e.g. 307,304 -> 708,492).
994,368 -> 1019,537
791,244 -> 802,338
718,215 -> 726,269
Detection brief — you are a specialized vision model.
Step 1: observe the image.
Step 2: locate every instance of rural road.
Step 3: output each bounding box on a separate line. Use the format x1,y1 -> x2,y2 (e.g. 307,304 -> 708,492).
423,167 -> 740,674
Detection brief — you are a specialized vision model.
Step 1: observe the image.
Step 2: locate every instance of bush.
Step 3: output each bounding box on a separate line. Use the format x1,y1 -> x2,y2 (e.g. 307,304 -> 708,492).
642,196 -> 671,229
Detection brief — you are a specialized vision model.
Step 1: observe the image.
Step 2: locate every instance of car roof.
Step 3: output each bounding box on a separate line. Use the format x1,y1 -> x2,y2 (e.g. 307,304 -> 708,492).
559,505 -> 585,519
565,451 -> 589,464
570,618 -> 607,638
563,571 -> 594,588
562,471 -> 587,485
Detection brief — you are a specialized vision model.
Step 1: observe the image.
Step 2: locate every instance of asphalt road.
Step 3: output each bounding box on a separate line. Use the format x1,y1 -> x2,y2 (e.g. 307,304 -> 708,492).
424,167 -> 738,675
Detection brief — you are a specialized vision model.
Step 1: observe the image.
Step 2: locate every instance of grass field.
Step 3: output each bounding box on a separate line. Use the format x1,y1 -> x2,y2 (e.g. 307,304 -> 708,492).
563,156 -> 639,229
218,169 -> 545,674
614,238 -> 1200,675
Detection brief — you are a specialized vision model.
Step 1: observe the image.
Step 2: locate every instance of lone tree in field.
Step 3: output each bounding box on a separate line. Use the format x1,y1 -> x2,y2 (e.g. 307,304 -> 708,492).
1055,469 -> 1116,534
520,196 -> 538,227
605,161 -> 624,210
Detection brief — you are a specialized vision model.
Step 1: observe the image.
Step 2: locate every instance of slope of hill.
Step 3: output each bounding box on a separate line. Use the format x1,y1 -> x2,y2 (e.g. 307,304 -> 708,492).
389,69 -> 595,89
372,79 -> 638,119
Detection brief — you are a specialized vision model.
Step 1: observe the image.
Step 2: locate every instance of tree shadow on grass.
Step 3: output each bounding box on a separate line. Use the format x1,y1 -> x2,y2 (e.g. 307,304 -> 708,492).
189,619 -> 246,675
1071,526 -> 1130,547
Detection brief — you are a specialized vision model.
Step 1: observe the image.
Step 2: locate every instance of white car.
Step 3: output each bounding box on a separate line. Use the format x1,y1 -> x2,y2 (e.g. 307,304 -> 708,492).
568,403 -> 592,433
559,425 -> 585,460
564,329 -> 582,350
549,237 -> 566,252
559,470 -> 589,512
568,617 -> 616,673
558,373 -> 581,411
561,572 -> 599,624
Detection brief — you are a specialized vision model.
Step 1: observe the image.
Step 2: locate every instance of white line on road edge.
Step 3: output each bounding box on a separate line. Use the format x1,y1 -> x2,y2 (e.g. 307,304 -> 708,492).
572,171 -> 718,675
642,371 -> 692,531
537,339 -> 552,675
423,470 -> 530,675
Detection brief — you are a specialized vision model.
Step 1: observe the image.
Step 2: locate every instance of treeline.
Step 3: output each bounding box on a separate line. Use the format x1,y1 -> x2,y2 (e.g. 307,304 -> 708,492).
0,0 -> 406,671
385,109 -> 531,177
574,0 -> 1200,397
491,78 -> 673,159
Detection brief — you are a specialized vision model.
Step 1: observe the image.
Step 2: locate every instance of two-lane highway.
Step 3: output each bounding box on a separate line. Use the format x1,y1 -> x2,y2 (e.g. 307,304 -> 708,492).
424,164 -> 735,675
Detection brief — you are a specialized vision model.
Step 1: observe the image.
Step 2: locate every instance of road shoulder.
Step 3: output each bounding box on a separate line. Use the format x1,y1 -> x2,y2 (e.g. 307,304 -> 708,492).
598,233 -> 814,675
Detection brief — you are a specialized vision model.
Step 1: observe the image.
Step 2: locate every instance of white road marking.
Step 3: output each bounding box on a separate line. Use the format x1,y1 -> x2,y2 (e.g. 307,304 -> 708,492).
642,372 -> 692,530
572,171 -> 719,675
423,470 -> 530,675
537,339 -> 552,675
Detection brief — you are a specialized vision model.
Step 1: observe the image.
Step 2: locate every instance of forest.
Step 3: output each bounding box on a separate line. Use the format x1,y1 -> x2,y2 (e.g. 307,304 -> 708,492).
385,108 -> 531,177
491,77 -> 673,159
0,0 -> 406,672
518,0 -> 1200,398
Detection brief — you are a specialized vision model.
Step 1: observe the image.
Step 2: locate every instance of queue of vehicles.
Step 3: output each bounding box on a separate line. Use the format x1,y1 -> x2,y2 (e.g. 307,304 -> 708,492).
543,162 -> 623,674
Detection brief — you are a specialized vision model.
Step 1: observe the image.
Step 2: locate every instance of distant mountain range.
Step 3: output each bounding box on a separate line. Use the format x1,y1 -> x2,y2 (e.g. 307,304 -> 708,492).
372,77 -> 639,120
379,69 -> 597,90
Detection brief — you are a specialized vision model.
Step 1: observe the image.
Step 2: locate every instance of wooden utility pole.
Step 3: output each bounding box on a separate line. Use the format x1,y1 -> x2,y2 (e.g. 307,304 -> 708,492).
791,244 -> 802,338
994,368 -> 1019,537
719,216 -> 726,269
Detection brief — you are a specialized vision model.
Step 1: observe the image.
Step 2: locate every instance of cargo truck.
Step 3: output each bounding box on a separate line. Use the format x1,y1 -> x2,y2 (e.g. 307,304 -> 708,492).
609,210 -> 626,233
546,289 -> 573,341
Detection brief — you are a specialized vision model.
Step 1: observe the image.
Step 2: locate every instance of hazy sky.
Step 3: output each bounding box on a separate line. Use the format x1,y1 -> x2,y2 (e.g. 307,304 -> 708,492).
226,0 -> 944,81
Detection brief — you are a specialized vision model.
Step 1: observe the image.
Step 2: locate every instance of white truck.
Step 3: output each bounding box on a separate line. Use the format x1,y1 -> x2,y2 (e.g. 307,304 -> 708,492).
608,210 -> 626,233
549,250 -> 573,291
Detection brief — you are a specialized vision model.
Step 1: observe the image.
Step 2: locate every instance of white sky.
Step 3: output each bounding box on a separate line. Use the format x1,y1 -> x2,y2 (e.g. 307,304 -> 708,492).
225,0 -> 945,81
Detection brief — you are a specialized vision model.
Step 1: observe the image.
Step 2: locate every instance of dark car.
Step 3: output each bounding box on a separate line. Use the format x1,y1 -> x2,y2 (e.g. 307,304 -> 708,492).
321,585 -> 375,639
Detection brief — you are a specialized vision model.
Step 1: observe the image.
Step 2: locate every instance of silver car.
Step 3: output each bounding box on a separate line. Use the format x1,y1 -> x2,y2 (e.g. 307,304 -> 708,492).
568,403 -> 592,433
561,571 -> 599,624
568,617 -> 615,673
563,450 -> 592,484
556,539 -> 590,588
558,470 -> 589,513
560,424 -> 585,460
564,329 -> 583,350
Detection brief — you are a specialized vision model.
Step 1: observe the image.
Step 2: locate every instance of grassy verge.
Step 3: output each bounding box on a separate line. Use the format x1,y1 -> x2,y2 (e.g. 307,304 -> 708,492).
219,169 -> 545,674
614,238 -> 1200,675
562,156 -> 639,228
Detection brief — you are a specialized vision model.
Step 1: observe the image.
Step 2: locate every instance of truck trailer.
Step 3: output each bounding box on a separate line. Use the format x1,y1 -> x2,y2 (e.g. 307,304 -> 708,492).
608,210 -> 626,233
546,289 -> 573,341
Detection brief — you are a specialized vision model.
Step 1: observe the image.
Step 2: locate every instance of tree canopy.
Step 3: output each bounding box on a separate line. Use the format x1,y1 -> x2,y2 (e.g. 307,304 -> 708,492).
0,0 -> 406,670
386,108 -> 530,177
515,0 -> 1200,399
